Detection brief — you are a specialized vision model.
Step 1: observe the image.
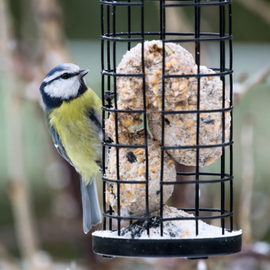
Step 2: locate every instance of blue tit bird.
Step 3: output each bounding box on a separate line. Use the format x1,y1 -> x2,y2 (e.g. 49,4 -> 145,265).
39,63 -> 102,234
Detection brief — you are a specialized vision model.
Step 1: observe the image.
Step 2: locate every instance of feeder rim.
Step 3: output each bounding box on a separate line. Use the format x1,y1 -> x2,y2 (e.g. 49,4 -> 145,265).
100,0 -> 232,7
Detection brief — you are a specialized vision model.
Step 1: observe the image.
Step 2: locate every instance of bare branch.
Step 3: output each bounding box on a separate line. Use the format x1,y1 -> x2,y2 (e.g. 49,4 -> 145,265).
31,0 -> 71,69
234,64 -> 270,104
0,2 -> 40,270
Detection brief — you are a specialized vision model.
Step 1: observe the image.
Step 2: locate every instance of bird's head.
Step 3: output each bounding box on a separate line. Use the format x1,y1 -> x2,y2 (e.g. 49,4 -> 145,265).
40,63 -> 89,109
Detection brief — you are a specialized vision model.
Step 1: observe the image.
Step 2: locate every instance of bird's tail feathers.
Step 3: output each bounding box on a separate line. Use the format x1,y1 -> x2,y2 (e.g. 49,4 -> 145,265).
80,177 -> 102,234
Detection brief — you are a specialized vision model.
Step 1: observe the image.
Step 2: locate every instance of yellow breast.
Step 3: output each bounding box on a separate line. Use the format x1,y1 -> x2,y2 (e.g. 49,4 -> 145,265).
49,89 -> 101,182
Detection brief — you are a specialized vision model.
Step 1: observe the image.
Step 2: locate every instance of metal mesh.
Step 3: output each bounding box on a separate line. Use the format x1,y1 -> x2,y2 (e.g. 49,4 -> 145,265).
101,0 -> 233,237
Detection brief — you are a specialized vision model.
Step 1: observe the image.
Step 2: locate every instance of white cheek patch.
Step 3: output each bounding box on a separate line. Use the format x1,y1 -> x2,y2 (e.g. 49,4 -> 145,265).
44,77 -> 81,99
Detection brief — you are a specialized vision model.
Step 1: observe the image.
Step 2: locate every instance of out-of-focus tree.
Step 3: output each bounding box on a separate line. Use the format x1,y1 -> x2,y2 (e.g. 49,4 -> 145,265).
7,0 -> 270,41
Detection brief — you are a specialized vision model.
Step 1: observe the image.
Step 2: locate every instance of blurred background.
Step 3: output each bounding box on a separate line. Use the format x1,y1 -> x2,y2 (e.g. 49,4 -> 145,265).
0,0 -> 270,269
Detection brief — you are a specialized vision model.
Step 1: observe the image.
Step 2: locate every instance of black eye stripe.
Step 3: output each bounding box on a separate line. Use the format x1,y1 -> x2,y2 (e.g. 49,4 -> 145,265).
61,73 -> 71,79
60,72 -> 80,79
45,71 -> 80,85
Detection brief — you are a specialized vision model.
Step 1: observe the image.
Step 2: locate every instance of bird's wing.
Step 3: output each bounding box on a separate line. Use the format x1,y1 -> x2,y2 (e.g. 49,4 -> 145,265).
88,110 -> 102,130
51,125 -> 74,167
86,107 -> 103,168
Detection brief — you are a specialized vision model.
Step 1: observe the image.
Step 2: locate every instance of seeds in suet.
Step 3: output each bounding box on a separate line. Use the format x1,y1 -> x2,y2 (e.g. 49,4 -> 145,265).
184,120 -> 195,127
126,151 -> 137,163
138,166 -> 145,176
134,148 -> 144,156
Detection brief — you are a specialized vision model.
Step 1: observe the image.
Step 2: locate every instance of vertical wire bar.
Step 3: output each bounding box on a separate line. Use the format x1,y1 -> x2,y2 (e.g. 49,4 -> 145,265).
101,3 -> 105,86
194,0 -> 201,236
112,4 -> 121,236
106,5 -> 111,92
128,0 -> 131,50
159,0 -> 163,39
106,4 -> 113,231
101,2 -> 107,231
219,0 -> 226,234
126,0 -> 133,225
160,0 -> 166,237
229,3 -> 234,232
140,0 -> 150,236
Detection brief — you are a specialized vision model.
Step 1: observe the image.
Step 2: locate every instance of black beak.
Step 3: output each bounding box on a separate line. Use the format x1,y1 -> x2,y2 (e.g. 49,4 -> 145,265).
79,69 -> 89,78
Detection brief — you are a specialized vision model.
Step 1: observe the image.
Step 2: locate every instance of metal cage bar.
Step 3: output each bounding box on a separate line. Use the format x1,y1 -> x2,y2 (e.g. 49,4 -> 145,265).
194,0 -> 201,236
101,2 -> 234,226
96,0 -> 241,258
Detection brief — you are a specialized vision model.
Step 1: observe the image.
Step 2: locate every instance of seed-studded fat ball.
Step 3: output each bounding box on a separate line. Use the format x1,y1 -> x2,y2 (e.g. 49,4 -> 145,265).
148,65 -> 231,166
106,40 -> 231,167
105,132 -> 176,217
